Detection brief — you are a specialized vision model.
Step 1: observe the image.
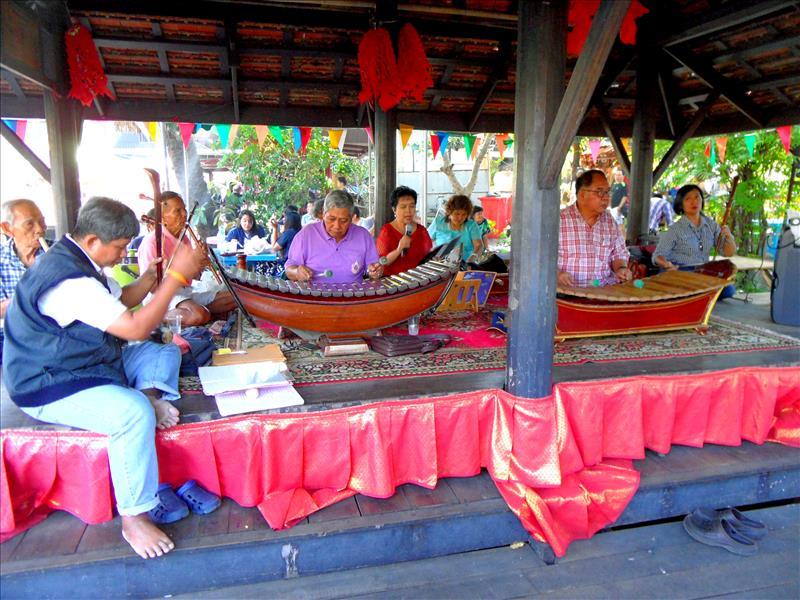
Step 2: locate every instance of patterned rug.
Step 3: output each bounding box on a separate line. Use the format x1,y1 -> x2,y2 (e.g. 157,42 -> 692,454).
179,312 -> 800,391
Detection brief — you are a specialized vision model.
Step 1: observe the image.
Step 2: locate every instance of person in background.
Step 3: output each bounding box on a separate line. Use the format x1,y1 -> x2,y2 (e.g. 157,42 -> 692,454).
351,206 -> 375,236
376,186 -> 432,277
312,199 -> 324,222
648,191 -> 675,233
301,201 -> 316,227
471,205 -> 492,254
269,209 -> 302,259
427,194 -> 483,262
225,209 -> 266,249
334,175 -> 347,191
128,209 -> 155,254
610,168 -> 629,219
558,169 -> 631,287
1,199 -> 48,360
285,190 -> 382,284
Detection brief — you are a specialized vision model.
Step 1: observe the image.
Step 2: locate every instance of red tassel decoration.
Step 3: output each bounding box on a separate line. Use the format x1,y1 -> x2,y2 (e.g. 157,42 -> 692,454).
566,0 -> 599,57
620,0 -> 649,45
397,24 -> 432,103
64,23 -> 114,106
358,28 -> 403,112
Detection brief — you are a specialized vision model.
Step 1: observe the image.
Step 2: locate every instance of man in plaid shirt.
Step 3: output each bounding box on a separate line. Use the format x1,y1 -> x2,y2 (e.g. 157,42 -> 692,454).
558,170 -> 631,287
1,199 -> 48,359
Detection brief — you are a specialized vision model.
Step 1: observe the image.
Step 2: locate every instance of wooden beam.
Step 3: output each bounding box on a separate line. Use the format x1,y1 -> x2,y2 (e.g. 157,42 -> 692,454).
665,47 -> 765,128
466,40 -> 512,131
594,100 -> 630,177
0,119 -> 50,182
506,0 -> 566,398
373,0 -> 398,231
539,0 -> 630,188
657,0 -> 795,47
0,68 -> 25,100
652,90 -> 721,184
225,19 -> 240,123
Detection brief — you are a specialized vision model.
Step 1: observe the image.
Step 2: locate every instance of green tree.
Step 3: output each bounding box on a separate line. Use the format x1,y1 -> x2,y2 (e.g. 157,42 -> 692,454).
654,128 -> 799,255
217,126 -> 367,225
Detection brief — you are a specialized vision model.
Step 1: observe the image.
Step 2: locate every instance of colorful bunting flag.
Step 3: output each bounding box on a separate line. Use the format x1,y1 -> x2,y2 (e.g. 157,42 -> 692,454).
430,132 -> 441,158
622,138 -> 631,155
255,125 -> 269,147
364,126 -> 374,144
399,123 -> 413,149
198,123 -> 213,131
495,133 -> 509,159
16,120 -> 26,142
715,136 -> 728,163
178,122 -> 194,149
298,127 -> 312,154
743,133 -> 756,157
472,135 -> 481,159
435,132 -> 449,156
776,125 -> 793,154
215,124 -> 231,148
146,121 -> 158,141
704,141 -> 711,160
463,134 -> 476,159
709,140 -> 717,167
230,124 -> 239,146
268,125 -> 284,147
328,128 -> 344,150
292,127 -> 301,153
588,138 -> 601,164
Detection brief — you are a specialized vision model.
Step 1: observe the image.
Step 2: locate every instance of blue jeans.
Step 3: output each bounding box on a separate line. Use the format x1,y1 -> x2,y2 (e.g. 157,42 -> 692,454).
20,342 -> 181,516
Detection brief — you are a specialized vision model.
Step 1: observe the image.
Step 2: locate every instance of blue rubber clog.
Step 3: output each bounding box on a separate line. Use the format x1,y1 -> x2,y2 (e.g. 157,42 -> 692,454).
176,480 -> 221,515
148,483 -> 190,524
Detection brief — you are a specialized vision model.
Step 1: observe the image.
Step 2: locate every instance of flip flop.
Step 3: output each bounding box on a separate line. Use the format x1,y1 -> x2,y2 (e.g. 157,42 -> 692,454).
176,480 -> 221,515
148,483 -> 190,524
682,513 -> 758,556
692,507 -> 767,540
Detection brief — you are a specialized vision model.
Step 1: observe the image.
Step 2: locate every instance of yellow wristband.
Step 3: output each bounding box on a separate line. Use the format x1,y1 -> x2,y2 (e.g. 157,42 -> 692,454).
166,268 -> 190,286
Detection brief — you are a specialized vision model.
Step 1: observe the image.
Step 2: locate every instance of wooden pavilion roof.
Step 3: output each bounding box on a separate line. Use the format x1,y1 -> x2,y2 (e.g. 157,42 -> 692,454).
1,0 -> 799,137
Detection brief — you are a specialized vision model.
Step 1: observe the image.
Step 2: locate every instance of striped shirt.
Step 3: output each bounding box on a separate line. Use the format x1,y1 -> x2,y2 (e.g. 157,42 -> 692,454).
648,197 -> 674,232
652,214 -> 720,267
1,238 -> 44,301
558,204 -> 629,287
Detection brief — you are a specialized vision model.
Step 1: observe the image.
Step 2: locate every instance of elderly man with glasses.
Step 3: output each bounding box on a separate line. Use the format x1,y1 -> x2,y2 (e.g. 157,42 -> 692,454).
558,169 -> 631,287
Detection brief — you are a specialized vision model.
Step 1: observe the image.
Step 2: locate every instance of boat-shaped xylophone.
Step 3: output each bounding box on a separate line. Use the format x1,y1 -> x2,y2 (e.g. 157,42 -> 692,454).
226,259 -> 459,334
555,260 -> 737,339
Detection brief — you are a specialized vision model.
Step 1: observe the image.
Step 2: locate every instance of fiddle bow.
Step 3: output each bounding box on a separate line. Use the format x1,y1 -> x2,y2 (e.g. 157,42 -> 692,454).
143,168 -> 163,283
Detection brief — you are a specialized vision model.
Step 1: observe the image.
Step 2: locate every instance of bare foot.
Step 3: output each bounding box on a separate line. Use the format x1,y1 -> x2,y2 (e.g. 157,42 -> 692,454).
149,397 -> 180,430
121,514 -> 175,559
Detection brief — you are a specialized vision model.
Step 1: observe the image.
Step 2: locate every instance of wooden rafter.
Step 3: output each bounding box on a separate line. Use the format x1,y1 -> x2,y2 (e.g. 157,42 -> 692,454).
594,99 -> 630,177
0,119 -> 51,182
466,40 -> 512,131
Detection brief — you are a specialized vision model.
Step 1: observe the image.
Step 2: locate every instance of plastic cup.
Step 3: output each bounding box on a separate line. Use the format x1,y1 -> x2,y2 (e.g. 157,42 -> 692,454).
408,315 -> 420,336
165,313 -> 182,335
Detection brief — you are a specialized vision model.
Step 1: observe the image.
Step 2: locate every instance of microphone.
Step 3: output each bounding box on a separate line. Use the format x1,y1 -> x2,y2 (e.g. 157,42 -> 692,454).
401,223 -> 413,257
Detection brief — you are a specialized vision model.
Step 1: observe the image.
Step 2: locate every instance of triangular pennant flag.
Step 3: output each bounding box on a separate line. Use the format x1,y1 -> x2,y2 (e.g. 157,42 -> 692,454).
399,123 -> 413,149
588,138 -> 602,163
622,138 -> 631,155
364,126 -> 374,144
430,132 -> 441,158
15,119 -> 27,142
472,135 -> 481,159
743,133 -> 756,157
198,123 -> 213,131
709,140 -> 717,167
436,132 -> 449,156
463,134 -> 476,159
178,122 -> 194,149
704,141 -> 711,160
338,129 -> 347,151
495,133 -> 509,159
776,125 -> 793,154
299,127 -> 312,154
292,127 -> 301,153
230,124 -> 239,146
3,119 -> 16,133
328,128 -> 344,150
255,125 -> 269,147
215,124 -> 231,148
146,121 -> 158,141
268,125 -> 284,147
715,136 -> 728,163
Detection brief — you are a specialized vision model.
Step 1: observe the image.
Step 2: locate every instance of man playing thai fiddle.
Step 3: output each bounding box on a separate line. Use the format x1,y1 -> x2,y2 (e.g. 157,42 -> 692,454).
3,197 -> 206,560
138,191 -> 235,326
558,169 -> 631,287
285,190 -> 383,284
1,199 -> 49,360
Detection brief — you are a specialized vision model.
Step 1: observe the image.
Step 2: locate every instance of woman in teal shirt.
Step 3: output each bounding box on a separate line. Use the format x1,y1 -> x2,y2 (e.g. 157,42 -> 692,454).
427,194 -> 483,261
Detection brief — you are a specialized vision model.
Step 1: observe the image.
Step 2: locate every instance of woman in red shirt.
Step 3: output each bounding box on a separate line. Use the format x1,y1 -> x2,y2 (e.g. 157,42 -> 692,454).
376,186 -> 432,277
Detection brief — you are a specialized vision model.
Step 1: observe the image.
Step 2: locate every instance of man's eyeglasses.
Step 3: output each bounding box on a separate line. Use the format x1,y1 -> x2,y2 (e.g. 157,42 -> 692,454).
584,188 -> 611,198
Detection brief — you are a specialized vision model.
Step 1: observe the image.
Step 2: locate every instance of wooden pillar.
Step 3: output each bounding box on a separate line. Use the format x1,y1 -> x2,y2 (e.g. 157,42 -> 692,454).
44,93 -> 82,237
373,107 -> 397,232
627,15 -> 658,242
506,0 -> 566,398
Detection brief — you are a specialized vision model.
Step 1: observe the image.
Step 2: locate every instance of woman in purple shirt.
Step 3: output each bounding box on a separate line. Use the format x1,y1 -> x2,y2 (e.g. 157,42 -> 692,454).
284,190 -> 383,284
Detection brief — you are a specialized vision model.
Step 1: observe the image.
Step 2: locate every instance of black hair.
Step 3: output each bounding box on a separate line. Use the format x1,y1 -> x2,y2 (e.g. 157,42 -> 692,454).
471,205 -> 484,216
160,190 -> 183,205
285,204 -> 299,213
283,210 -> 302,232
238,209 -> 258,229
575,169 -> 606,195
73,197 -> 140,243
390,185 -> 418,209
313,198 -> 325,219
337,175 -> 347,185
673,184 -> 704,215
352,205 -> 361,218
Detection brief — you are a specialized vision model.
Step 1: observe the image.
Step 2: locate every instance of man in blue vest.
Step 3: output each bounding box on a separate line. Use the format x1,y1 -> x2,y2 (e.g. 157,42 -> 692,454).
3,197 -> 204,560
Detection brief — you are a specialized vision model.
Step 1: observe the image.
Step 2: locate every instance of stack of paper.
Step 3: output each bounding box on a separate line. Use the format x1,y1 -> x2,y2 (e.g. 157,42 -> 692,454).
198,361 -> 303,416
